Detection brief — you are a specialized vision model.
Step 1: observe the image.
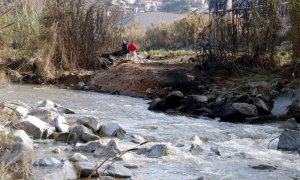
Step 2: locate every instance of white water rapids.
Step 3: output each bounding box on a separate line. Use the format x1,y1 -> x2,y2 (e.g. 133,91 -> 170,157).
0,84 -> 299,180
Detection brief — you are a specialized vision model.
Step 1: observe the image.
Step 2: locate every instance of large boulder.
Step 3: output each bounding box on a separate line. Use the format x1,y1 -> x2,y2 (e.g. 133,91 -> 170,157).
272,90 -> 300,118
148,98 -> 163,111
54,103 -> 75,115
219,103 -> 258,122
43,161 -> 78,180
277,129 -> 300,150
51,116 -> 69,133
184,95 -> 208,112
12,130 -> 33,148
17,115 -> 56,139
250,97 -> 270,115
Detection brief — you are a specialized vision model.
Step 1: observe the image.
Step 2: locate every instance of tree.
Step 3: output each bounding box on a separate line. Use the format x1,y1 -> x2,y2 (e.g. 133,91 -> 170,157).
289,0 -> 300,60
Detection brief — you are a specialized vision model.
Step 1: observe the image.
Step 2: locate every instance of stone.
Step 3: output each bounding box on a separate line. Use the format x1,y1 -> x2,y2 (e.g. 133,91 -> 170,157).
94,140 -> 121,158
54,103 -> 75,115
103,122 -> 126,137
279,118 -> 298,130
277,129 -> 300,150
69,124 -> 92,142
51,116 -> 69,133
148,144 -> 168,158
78,116 -> 102,132
160,91 -> 185,110
33,157 -> 61,166
13,130 -> 33,148
219,103 -> 258,122
209,147 -> 221,156
81,132 -> 100,142
37,99 -> 55,110
106,164 -> 133,178
232,103 -> 258,116
52,147 -> 62,154
129,134 -> 146,144
54,133 -> 69,143
69,153 -> 88,162
250,98 -> 270,115
148,98 -> 163,110
15,106 -> 29,117
272,90 -> 300,117
123,163 -> 139,169
250,164 -> 277,170
18,115 -> 56,139
189,143 -> 203,155
74,140 -> 104,153
75,81 -> 85,90
29,108 -> 60,123
43,161 -> 78,180
135,148 -> 150,155
75,161 -> 98,177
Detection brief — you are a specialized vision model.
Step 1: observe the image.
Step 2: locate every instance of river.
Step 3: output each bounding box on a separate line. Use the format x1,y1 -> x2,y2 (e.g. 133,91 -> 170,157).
0,84 -> 299,180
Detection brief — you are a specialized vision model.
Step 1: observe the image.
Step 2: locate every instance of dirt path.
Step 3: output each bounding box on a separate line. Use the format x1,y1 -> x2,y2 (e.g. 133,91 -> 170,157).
89,56 -> 198,97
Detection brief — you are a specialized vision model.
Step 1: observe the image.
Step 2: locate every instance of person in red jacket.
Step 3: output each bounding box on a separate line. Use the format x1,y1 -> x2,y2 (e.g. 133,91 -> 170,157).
128,41 -> 138,62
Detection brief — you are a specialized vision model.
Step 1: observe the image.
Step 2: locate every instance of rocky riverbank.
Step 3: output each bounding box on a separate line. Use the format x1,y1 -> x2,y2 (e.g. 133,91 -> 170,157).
0,99 -> 170,179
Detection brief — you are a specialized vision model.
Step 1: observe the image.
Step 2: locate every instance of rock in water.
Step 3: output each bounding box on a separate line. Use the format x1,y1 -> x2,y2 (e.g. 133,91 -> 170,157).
148,144 -> 168,158
18,115 -> 55,139
69,153 -> 88,162
43,161 -> 78,180
277,129 -> 300,150
13,130 -> 33,148
33,157 -> 61,166
51,116 -> 69,133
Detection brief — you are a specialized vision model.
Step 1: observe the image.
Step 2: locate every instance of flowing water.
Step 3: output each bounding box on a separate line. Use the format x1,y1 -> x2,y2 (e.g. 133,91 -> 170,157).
0,84 -> 299,180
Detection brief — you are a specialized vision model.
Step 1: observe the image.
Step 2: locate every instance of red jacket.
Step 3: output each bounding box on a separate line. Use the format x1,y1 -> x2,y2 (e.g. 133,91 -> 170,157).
128,42 -> 137,52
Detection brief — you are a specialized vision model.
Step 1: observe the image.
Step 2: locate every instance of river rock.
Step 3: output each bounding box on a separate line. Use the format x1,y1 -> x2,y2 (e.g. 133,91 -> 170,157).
29,108 -> 60,123
209,147 -> 221,156
135,148 -> 150,155
33,157 -> 61,166
159,91 -> 185,110
37,99 -> 55,109
250,97 -> 270,115
189,143 -> 203,155
148,98 -> 163,111
277,129 -> 300,150
51,116 -> 69,133
81,132 -> 100,142
18,115 -> 56,139
76,161 -> 99,177
129,134 -> 146,144
272,90 -> 300,118
106,164 -> 133,178
12,130 -> 33,148
52,147 -> 62,153
69,153 -> 88,162
43,161 -> 78,180
69,124 -> 94,143
94,140 -> 121,158
78,116 -> 102,132
123,163 -> 139,169
74,140 -> 104,153
184,95 -> 208,112
148,144 -> 168,158
219,103 -> 258,122
75,81 -> 85,90
54,103 -> 75,115
54,132 -> 69,143
1,101 -> 30,117
103,122 -> 126,137
279,118 -> 298,130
